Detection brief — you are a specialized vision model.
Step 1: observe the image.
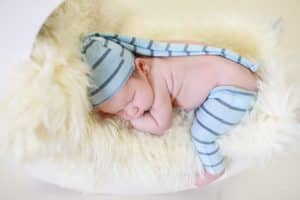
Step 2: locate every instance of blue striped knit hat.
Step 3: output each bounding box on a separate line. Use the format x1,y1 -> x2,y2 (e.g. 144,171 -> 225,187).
80,32 -> 258,107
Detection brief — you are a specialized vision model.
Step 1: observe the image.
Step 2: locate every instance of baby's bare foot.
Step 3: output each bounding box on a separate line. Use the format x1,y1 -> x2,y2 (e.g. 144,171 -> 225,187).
194,171 -> 224,188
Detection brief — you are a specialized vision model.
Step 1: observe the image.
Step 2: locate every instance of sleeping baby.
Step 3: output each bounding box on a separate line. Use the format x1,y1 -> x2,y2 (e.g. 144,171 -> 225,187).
80,32 -> 259,187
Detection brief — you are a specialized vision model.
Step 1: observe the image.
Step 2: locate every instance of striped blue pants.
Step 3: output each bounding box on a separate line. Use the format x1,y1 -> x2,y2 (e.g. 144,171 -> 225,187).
191,85 -> 257,175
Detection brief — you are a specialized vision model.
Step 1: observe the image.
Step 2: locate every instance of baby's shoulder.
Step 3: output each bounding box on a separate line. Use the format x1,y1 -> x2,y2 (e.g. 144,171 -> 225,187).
150,61 -> 171,83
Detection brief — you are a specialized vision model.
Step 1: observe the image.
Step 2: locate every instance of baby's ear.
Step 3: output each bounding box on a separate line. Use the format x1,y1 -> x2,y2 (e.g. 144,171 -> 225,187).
135,57 -> 150,74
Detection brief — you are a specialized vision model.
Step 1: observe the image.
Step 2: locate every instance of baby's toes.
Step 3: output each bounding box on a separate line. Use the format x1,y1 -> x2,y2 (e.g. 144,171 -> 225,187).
194,173 -> 209,188
194,172 -> 223,188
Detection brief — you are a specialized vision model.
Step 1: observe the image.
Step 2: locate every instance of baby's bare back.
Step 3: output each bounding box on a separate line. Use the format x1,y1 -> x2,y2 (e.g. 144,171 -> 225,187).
157,55 -> 258,111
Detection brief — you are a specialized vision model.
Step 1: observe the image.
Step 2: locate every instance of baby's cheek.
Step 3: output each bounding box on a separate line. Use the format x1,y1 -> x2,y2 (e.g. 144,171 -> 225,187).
116,111 -> 129,120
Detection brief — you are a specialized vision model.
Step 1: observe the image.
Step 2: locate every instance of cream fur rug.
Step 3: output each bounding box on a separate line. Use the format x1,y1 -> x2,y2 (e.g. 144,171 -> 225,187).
0,0 -> 299,194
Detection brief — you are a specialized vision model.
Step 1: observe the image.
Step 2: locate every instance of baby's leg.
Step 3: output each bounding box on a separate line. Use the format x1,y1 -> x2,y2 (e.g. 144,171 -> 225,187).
191,85 -> 257,187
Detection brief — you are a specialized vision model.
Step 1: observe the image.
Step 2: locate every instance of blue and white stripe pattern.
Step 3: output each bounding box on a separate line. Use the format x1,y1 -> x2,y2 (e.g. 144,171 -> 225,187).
191,85 -> 257,175
80,32 -> 259,106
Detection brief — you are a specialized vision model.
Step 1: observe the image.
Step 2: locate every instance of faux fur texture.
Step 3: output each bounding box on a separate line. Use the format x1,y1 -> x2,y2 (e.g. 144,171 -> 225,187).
0,0 -> 299,194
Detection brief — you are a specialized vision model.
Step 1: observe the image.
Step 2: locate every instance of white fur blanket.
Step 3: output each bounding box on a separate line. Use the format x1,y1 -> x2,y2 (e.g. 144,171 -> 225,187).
0,0 -> 299,195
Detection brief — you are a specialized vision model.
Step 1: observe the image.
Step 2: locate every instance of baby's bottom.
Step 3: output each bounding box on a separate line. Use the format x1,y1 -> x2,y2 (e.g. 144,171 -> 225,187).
191,85 -> 257,175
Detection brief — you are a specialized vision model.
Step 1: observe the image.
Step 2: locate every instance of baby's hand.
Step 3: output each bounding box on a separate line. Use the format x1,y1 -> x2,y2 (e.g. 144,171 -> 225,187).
129,112 -> 167,135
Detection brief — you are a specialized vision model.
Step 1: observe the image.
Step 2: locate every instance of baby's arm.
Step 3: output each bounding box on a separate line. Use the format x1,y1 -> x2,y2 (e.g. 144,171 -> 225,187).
130,97 -> 172,135
130,72 -> 172,135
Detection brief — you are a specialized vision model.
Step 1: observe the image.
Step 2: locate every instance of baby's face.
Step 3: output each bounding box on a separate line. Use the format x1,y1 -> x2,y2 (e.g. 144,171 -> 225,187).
95,58 -> 154,120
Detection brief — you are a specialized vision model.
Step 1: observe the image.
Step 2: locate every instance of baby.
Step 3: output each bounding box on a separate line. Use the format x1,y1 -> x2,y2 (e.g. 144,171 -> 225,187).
80,33 -> 259,187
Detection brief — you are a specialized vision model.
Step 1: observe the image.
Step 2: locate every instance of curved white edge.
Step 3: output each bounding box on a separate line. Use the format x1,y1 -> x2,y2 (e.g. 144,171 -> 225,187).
24,159 -> 254,195
0,0 -> 64,68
